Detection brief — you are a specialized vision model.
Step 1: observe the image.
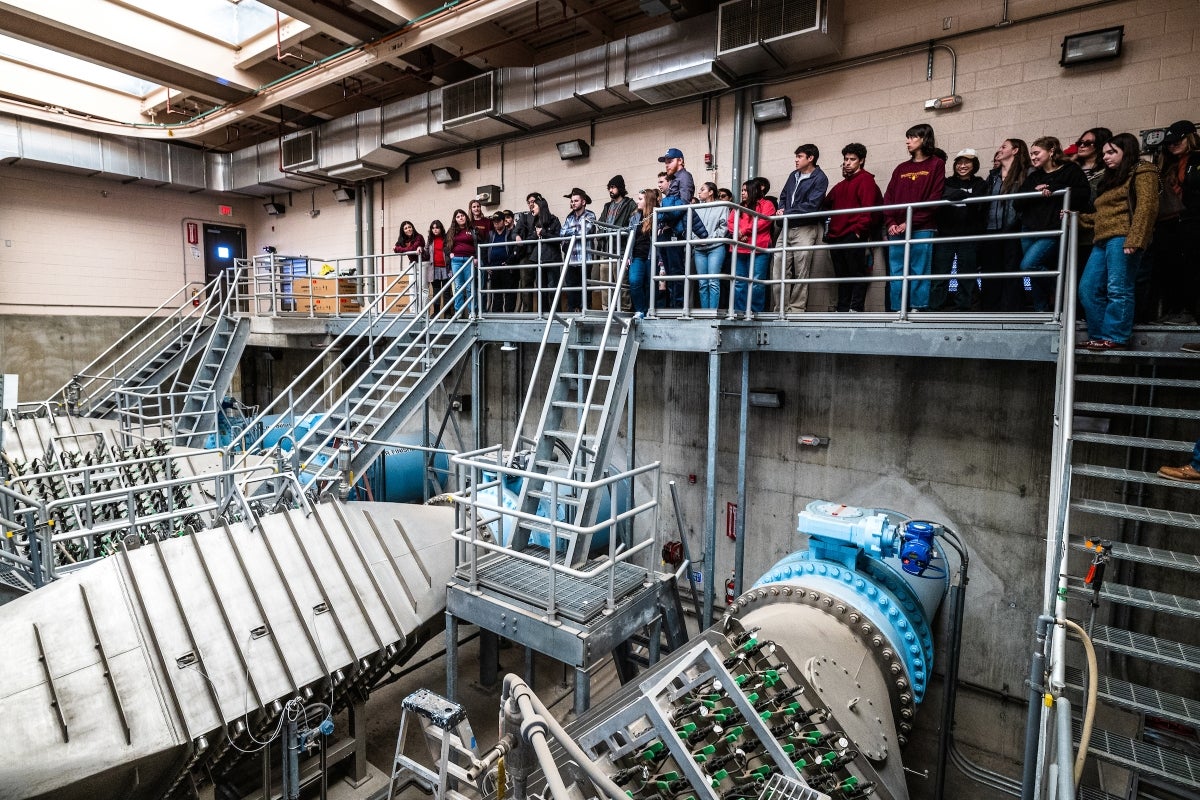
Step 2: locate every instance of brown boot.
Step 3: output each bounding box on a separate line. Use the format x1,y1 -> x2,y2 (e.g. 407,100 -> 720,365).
1157,463 -> 1200,482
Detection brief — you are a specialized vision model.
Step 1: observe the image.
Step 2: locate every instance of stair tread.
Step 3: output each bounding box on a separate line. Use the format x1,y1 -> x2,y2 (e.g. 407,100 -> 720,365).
1071,540 -> 1200,573
1071,498 -> 1200,529
1085,623 -> 1200,671
1075,349 -> 1200,359
1073,431 -> 1196,453
560,372 -> 612,380
1075,719 -> 1200,790
1064,666 -> 1200,729
1074,401 -> 1200,420
1072,463 -> 1200,491
1064,575 -> 1200,619
1075,374 -> 1200,389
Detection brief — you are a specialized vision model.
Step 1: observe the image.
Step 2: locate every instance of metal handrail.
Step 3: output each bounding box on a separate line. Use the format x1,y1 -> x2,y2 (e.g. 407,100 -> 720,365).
223,266 -> 437,460
52,272 -> 223,414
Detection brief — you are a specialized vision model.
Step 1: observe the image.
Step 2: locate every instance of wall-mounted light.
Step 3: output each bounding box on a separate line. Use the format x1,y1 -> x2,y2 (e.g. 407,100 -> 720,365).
263,202 -> 286,216
748,388 -> 784,408
924,94 -> 963,111
751,97 -> 792,124
500,341 -> 518,352
432,166 -> 460,184
1061,26 -> 1123,67
556,139 -> 590,160
475,185 -> 501,205
332,187 -> 355,203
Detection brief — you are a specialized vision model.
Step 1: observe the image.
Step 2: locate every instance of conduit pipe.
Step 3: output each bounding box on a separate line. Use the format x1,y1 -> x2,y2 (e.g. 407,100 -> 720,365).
1058,617 -> 1098,783
501,675 -> 627,800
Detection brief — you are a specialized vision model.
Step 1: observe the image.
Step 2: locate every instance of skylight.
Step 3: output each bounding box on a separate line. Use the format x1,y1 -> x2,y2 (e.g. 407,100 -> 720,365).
131,0 -> 277,46
0,34 -> 159,97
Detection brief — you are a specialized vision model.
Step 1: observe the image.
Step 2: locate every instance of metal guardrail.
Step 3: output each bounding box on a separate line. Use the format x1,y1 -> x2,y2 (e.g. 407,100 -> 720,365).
450,442 -> 660,621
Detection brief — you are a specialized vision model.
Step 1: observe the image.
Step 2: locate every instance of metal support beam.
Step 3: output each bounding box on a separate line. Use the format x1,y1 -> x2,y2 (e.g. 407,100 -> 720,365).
703,350 -> 720,630
734,352 -> 749,596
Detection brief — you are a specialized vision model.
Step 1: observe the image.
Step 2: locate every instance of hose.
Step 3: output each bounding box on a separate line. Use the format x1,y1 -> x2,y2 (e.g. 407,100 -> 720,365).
1057,617 -> 1097,784
502,675 -> 628,800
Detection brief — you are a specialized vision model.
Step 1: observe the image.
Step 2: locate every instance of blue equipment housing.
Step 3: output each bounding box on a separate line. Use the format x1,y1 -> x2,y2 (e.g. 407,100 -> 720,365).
752,500 -> 950,703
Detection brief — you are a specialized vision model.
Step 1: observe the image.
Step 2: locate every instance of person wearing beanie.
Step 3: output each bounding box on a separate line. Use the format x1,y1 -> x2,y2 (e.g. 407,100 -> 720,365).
597,175 -> 637,309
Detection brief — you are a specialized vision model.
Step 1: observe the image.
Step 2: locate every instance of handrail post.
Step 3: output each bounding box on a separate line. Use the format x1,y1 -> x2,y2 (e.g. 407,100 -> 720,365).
899,204 -> 914,319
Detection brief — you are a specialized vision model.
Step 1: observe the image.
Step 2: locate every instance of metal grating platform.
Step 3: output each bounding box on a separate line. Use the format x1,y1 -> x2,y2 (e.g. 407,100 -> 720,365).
1087,624 -> 1200,671
1072,463 -> 1200,492
1071,499 -> 1200,530
1065,576 -> 1200,619
463,550 -> 649,623
1075,719 -> 1200,791
1064,666 -> 1200,729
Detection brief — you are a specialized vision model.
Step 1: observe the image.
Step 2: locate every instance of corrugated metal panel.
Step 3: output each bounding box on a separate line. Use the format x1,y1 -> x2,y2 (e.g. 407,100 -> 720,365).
205,151 -> 233,193
20,119 -> 102,172
169,145 -> 207,190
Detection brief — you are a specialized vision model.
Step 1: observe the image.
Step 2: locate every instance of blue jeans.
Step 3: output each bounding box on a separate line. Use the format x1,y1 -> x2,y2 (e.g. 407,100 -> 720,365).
1079,236 -> 1140,344
694,246 -> 726,309
733,251 -> 771,314
451,256 -> 474,312
1019,236 -> 1058,312
1192,438 -> 1200,471
628,257 -> 651,314
887,230 -> 934,311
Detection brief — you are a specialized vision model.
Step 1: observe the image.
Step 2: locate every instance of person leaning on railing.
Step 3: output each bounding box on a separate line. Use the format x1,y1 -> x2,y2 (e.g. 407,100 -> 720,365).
728,180 -> 777,316
1013,136 -> 1092,313
979,138 -> 1031,312
881,123 -> 945,312
692,182 -> 730,311
627,188 -> 661,318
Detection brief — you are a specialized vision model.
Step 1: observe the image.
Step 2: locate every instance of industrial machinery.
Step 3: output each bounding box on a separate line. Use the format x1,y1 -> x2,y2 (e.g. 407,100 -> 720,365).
395,500 -> 966,800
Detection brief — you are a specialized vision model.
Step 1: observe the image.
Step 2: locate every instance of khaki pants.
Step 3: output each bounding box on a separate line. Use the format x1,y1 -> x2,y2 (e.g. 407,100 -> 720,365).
772,224 -> 819,312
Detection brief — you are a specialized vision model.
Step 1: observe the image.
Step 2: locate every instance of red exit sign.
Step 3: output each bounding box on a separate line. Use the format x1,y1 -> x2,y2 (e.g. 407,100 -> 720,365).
218,205 -> 233,216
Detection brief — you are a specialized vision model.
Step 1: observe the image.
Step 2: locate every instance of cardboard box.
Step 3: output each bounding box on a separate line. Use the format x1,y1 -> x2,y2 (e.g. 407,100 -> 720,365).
293,277 -> 361,314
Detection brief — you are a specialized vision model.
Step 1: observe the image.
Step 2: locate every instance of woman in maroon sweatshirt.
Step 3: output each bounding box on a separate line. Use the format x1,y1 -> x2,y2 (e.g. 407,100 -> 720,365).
882,124 -> 945,311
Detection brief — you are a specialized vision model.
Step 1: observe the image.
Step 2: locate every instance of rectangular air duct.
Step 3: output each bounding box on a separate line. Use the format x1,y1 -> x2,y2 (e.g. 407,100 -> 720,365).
442,73 -> 495,127
628,62 -> 732,104
717,0 -> 842,75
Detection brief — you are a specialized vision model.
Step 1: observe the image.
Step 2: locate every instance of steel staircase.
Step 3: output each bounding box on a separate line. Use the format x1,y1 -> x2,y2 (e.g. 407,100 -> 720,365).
1059,345 -> 1200,797
227,275 -> 474,496
54,272 -> 234,419
169,315 -> 251,447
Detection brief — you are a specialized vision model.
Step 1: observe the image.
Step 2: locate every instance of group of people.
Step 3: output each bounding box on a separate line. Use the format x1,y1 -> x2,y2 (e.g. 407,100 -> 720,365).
390,118 -> 1199,342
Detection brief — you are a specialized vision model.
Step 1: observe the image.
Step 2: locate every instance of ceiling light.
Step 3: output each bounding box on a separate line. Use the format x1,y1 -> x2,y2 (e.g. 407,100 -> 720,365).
556,139 -> 590,160
751,97 -> 791,124
432,167 -> 460,184
1060,26 -> 1123,67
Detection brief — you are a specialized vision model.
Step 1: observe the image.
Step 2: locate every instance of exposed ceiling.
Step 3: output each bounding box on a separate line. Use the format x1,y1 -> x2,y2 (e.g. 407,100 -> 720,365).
0,0 -> 709,152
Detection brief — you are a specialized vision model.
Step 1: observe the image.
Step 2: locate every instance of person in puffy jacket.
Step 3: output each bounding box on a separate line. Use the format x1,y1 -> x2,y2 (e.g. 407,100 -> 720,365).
1077,132 -> 1159,351
930,149 -> 988,311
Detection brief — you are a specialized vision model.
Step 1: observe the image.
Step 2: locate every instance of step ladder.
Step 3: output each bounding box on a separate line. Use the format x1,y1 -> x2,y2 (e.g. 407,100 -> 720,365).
387,688 -> 480,800
614,573 -> 691,682
1058,343 -> 1200,795
511,315 -> 641,566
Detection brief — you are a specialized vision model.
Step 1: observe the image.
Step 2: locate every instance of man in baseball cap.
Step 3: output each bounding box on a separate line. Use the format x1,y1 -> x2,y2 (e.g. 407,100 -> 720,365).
656,147 -> 695,308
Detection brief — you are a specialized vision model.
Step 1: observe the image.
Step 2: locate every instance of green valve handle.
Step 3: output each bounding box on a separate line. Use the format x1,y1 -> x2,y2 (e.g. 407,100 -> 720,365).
840,776 -> 859,790
820,751 -> 837,766
709,769 -> 728,787
742,638 -> 758,651
782,743 -> 795,754
792,758 -> 808,770
725,726 -> 744,743
750,766 -> 772,778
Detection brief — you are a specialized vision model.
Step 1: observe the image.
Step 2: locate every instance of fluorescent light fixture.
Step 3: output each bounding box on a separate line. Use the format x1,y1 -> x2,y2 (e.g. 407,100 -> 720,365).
751,97 -> 792,124
263,202 -> 286,215
1060,26 -> 1123,67
432,166 -> 460,184
500,341 -> 517,352
331,187 -> 354,202
748,389 -> 783,408
556,139 -> 590,160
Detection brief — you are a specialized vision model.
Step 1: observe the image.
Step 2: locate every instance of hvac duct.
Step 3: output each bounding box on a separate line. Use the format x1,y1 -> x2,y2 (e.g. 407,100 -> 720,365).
0,112 -> 209,191
382,92 -> 472,156
626,18 -> 730,104
717,0 -> 843,75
